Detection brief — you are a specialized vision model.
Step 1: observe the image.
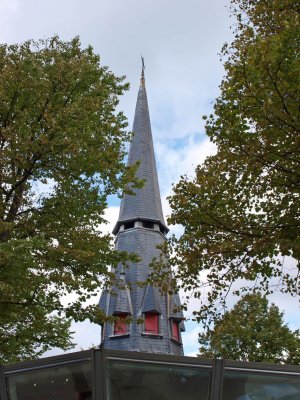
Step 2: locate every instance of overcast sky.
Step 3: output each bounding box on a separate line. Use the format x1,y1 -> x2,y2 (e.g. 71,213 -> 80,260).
1,0 -> 298,357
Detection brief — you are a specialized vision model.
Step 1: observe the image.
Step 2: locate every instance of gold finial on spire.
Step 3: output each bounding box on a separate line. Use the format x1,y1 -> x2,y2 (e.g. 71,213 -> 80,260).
140,55 -> 145,87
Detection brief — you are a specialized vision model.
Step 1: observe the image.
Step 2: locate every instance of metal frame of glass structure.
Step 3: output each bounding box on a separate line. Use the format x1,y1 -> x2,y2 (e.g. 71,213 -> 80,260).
1,349 -> 299,399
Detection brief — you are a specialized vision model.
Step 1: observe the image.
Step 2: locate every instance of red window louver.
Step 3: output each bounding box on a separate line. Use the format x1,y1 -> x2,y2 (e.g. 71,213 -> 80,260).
145,313 -> 159,334
114,315 -> 128,335
172,320 -> 180,341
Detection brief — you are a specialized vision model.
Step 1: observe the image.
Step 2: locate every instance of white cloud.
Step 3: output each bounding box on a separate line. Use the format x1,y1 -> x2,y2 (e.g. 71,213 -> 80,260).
182,323 -> 202,357
0,0 -> 19,40
43,320 -> 100,358
0,0 -> 18,13
157,134 -> 216,195
97,206 -> 120,235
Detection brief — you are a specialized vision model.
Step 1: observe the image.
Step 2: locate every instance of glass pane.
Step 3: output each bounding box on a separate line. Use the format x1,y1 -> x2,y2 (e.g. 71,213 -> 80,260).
6,361 -> 92,400
106,360 -> 211,400
222,370 -> 300,400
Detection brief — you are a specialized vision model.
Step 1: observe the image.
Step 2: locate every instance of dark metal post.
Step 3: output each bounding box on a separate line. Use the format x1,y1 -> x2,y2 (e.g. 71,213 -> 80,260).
209,359 -> 224,400
92,349 -> 105,400
0,365 -> 8,400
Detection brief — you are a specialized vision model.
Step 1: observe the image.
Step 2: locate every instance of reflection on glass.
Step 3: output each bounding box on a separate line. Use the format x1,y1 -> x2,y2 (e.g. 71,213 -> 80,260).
222,371 -> 300,400
6,362 -> 92,400
106,360 -> 211,400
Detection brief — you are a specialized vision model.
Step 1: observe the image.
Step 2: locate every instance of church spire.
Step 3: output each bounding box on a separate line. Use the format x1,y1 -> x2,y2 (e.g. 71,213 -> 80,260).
99,66 -> 184,355
113,59 -> 168,235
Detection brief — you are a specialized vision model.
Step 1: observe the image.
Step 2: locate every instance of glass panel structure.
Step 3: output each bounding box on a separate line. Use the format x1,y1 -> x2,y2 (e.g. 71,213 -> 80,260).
6,361 -> 92,400
2,349 -> 300,400
106,360 -> 211,400
222,370 -> 300,400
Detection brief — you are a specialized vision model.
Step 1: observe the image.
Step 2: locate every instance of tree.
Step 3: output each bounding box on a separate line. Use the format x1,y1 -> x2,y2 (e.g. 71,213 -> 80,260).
0,36 -> 139,363
150,0 -> 300,323
198,293 -> 300,364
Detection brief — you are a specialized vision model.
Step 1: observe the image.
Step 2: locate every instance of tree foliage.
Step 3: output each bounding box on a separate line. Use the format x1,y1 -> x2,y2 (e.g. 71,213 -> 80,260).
199,293 -> 300,364
0,36 -> 138,363
150,0 -> 300,322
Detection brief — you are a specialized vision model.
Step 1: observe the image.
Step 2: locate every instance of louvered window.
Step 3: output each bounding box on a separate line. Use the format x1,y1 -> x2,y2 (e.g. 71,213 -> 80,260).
113,315 -> 128,335
144,313 -> 159,334
142,221 -> 154,229
172,320 -> 180,342
124,221 -> 134,230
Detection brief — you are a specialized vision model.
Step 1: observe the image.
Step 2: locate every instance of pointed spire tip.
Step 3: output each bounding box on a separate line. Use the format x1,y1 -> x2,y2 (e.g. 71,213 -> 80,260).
140,55 -> 145,88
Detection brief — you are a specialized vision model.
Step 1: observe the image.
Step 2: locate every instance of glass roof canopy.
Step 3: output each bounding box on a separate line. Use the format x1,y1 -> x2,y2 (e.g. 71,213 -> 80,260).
1,349 -> 300,400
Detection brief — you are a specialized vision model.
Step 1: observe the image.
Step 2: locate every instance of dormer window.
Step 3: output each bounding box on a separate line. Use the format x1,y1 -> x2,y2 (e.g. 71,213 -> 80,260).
113,314 -> 129,335
171,320 -> 180,342
144,312 -> 159,334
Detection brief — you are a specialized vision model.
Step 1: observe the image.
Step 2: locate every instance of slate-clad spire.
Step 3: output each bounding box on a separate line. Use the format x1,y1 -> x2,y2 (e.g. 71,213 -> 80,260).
113,66 -> 167,235
99,65 -> 184,355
